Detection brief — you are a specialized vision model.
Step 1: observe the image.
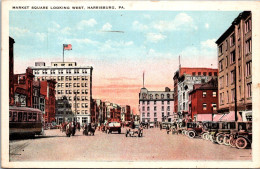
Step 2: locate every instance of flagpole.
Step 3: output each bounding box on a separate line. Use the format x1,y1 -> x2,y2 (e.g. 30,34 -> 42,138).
63,44 -> 64,63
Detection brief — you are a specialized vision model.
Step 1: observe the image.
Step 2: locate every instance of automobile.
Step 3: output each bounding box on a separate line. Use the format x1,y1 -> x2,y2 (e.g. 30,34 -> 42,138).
106,121 -> 122,134
186,122 -> 203,138
149,122 -> 155,128
140,122 -> 148,129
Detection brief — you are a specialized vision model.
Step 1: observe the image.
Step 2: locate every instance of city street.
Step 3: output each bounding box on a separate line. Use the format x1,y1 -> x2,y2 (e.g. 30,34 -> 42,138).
9,127 -> 252,161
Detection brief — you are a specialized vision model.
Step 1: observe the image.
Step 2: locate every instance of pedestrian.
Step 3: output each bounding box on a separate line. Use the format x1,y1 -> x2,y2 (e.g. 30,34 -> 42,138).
160,123 -> 162,130
166,125 -> 170,134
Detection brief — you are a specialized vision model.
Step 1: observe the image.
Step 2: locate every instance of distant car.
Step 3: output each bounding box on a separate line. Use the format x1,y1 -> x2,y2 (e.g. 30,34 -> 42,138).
106,122 -> 122,134
149,122 -> 155,128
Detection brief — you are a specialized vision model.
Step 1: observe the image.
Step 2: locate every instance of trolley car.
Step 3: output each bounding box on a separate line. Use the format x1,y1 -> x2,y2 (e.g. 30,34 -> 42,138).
9,106 -> 43,137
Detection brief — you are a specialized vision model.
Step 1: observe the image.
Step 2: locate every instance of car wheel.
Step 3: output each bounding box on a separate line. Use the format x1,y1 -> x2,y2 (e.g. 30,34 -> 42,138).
188,131 -> 196,138
223,136 -> 230,146
216,134 -> 225,145
236,137 -> 248,149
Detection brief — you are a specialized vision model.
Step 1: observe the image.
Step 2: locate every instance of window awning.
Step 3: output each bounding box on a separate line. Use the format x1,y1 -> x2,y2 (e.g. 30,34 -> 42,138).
220,111 -> 235,121
213,114 -> 225,121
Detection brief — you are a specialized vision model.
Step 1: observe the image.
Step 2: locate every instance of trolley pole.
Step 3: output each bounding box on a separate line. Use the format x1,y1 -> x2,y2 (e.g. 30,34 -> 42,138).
234,66 -> 238,121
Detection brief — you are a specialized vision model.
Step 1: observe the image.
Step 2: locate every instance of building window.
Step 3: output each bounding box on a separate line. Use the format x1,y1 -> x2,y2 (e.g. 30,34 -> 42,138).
167,94 -> 170,99
218,44 -> 223,55
147,113 -> 150,117
160,94 -> 164,99
238,66 -> 241,80
167,106 -> 170,111
66,69 -> 71,74
246,61 -> 252,77
230,50 -> 236,64
226,73 -> 229,86
142,113 -> 145,117
183,93 -> 185,100
202,92 -> 206,97
50,70 -> 55,74
149,94 -> 153,99
214,72 -> 217,76
192,72 -> 196,76
212,103 -> 217,110
58,69 -> 63,74
231,88 -> 235,103
161,101 -> 164,104
161,106 -> 164,111
227,91 -> 229,103
154,106 -> 157,111
245,18 -> 252,33
203,103 -> 207,110
209,72 -> 212,76
213,92 -> 217,97
198,72 -> 201,75
219,76 -> 224,89
142,106 -> 145,111
155,94 -> 159,99
154,112 -> 157,117
247,83 -> 252,98
162,112 -> 164,117
220,92 -> 224,105
147,106 -> 150,111
154,101 -> 156,104
74,69 -> 79,74
230,70 -> 235,84
230,34 -> 235,46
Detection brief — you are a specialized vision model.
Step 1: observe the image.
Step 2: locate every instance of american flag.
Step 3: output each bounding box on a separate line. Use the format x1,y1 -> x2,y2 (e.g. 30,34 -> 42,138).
63,44 -> 72,50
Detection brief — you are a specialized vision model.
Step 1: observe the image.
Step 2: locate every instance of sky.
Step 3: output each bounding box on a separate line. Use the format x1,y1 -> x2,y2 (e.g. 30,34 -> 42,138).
10,10 -> 242,114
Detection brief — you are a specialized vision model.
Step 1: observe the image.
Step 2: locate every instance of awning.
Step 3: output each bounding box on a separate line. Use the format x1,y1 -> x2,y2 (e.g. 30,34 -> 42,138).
197,114 -> 213,122
220,111 -> 235,121
213,114 -> 225,121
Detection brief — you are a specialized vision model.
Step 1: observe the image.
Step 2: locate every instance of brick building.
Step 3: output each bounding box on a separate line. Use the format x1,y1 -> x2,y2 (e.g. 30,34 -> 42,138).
173,67 -> 218,121
13,68 -> 34,107
188,78 -> 218,121
121,105 -> 131,122
216,11 -> 252,121
40,80 -> 56,123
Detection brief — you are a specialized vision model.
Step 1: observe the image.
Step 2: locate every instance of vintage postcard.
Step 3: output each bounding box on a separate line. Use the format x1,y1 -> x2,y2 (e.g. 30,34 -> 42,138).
1,0 -> 260,168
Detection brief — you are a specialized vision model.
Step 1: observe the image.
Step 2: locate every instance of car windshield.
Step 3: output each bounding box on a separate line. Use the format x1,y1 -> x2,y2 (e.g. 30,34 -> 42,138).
108,122 -> 120,127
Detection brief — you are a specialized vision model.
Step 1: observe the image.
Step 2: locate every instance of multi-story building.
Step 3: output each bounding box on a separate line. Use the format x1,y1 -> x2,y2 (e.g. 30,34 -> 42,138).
120,105 -> 131,122
216,11 -> 252,122
139,87 -> 174,123
173,67 -> 218,120
55,96 -> 73,124
32,80 -> 41,109
31,62 -> 93,125
188,78 -> 218,121
13,68 -> 34,107
40,80 -> 56,123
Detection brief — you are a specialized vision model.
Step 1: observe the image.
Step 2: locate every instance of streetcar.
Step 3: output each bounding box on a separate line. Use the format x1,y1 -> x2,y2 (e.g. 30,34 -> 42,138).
9,106 -> 43,138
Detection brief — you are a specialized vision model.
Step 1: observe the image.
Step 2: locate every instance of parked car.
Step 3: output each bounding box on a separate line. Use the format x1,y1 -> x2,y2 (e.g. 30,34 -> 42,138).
106,121 -> 122,134
149,122 -> 155,128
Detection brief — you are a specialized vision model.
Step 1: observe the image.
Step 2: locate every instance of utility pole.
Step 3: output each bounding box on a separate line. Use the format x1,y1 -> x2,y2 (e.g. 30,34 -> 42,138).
234,66 -> 238,121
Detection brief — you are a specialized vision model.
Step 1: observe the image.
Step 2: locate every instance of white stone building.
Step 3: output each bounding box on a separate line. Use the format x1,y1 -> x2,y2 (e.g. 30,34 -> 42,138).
31,62 -> 93,125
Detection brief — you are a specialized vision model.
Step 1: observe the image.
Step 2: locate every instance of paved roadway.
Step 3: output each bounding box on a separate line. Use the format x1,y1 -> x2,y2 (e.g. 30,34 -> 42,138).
9,127 -> 252,161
